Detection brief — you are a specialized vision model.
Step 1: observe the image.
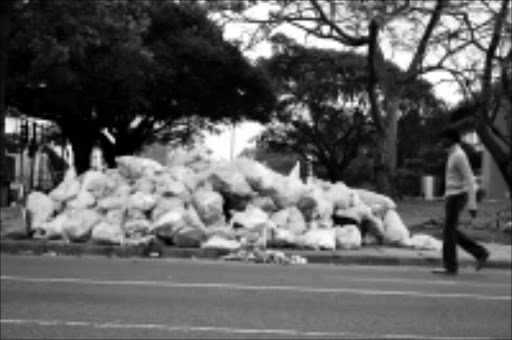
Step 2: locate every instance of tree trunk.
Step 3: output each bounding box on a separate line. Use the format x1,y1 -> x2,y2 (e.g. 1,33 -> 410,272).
476,121 -> 512,196
373,93 -> 399,196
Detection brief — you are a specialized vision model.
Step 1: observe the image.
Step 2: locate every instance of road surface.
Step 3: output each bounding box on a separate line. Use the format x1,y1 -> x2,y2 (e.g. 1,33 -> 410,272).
1,254 -> 511,339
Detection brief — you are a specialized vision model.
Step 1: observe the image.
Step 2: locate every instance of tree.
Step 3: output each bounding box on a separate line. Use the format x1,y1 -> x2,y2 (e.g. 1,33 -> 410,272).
257,35 -> 374,182
7,0 -> 276,173
211,0 -> 510,196
258,34 -> 444,186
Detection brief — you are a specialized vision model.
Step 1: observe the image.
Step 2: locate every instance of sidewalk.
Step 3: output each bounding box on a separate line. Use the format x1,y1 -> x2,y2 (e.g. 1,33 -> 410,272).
1,239 -> 510,270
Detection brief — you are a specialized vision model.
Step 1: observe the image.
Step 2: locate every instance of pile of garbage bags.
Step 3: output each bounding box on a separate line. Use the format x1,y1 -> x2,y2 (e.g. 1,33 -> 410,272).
25,150 -> 442,252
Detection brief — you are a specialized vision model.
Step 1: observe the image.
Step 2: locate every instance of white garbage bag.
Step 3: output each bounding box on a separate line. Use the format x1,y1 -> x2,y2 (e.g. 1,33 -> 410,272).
270,207 -> 306,234
173,226 -> 207,248
26,191 -> 55,230
105,208 -> 126,226
117,155 -> 164,180
97,195 -> 127,211
127,192 -> 157,212
206,163 -> 254,197
132,176 -> 155,194
230,205 -> 269,231
272,175 -> 307,209
166,166 -> 198,191
354,188 -> 396,215
249,196 -> 277,213
150,209 -> 187,240
91,221 -> 125,245
192,189 -> 226,228
49,174 -> 81,203
66,190 -> 96,210
62,209 -> 102,242
233,158 -> 278,194
201,235 -> 241,251
383,209 -> 410,245
324,182 -> 355,210
125,208 -> 147,221
80,170 -> 115,199
301,228 -> 336,250
154,175 -> 190,199
404,233 -> 442,251
123,219 -> 151,237
335,225 -> 362,250
297,185 -> 333,223
269,228 -> 299,248
33,212 -> 67,240
151,196 -> 186,221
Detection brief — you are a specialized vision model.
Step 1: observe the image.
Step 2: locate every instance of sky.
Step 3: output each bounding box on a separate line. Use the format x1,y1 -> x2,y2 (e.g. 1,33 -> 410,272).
5,3 -> 464,160
203,5 -> 463,161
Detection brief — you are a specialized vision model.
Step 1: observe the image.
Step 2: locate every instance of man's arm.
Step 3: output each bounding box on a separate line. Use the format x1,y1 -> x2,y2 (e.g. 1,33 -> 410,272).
457,152 -> 477,212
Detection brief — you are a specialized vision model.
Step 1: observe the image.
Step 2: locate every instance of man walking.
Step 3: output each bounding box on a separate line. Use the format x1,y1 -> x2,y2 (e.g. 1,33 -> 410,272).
433,128 -> 490,275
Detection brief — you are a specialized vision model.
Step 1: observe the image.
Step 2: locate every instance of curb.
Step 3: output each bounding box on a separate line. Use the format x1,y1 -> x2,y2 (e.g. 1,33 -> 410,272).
1,240 -> 510,270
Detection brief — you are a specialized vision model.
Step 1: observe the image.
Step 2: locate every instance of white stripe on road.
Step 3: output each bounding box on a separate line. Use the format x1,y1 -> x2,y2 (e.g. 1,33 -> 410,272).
1,275 -> 510,301
0,318 -> 493,340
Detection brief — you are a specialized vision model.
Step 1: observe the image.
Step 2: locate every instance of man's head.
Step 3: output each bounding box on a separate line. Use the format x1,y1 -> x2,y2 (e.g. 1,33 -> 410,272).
439,128 -> 461,149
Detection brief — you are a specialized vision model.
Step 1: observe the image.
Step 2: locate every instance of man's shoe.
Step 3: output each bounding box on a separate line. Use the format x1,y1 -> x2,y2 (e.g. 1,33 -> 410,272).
476,252 -> 490,271
432,268 -> 458,275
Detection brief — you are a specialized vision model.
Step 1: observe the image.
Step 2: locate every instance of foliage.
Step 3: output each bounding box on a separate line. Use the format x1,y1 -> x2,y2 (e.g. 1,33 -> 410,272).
210,0 -> 511,195
258,34 -> 444,185
7,0 -> 276,173
256,35 -> 374,182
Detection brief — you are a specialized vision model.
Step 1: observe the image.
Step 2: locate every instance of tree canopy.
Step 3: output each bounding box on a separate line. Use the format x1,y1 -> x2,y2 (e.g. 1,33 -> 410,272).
7,0 -> 276,173
258,34 -> 444,184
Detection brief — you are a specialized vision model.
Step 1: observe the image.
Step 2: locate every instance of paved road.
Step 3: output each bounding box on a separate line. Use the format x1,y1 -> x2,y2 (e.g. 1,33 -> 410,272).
1,255 -> 511,339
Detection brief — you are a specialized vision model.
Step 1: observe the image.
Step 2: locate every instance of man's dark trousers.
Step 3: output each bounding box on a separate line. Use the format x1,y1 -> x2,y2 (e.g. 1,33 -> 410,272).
443,193 -> 488,272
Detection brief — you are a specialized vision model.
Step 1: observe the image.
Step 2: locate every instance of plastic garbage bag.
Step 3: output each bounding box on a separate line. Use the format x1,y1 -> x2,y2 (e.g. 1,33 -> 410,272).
26,191 -> 55,231
230,205 -> 269,231
132,176 -> 155,194
33,212 -> 67,240
49,175 -> 81,203
270,207 -> 306,234
383,209 -> 410,245
249,195 -> 277,213
207,163 -> 254,197
334,225 -> 362,250
404,233 -> 442,251
150,209 -> 187,240
166,166 -> 198,191
62,209 -> 102,242
127,192 -> 157,212
117,156 -> 164,180
154,175 -> 190,199
192,189 -> 226,228
81,170 -> 115,199
324,182 -> 356,210
354,188 -> 396,215
201,235 -> 241,251
173,226 -> 207,248
91,221 -> 125,245
105,208 -> 126,226
271,175 -> 306,209
123,219 -> 151,237
66,190 -> 96,210
301,227 -> 336,250
151,196 -> 186,221
269,228 -> 299,248
233,158 -> 278,194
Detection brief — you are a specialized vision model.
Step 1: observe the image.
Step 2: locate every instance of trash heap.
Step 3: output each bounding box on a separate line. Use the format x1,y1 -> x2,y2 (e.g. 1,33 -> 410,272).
25,149 -> 441,253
